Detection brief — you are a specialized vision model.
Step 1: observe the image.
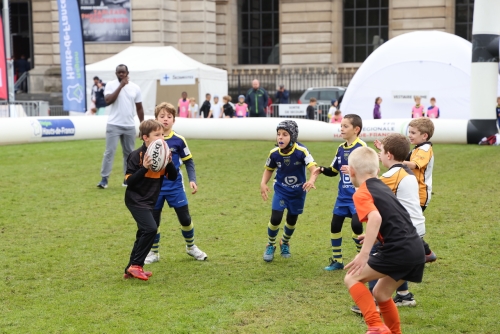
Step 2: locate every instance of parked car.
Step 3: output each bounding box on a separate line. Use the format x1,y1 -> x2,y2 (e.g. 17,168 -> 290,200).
297,87 -> 346,105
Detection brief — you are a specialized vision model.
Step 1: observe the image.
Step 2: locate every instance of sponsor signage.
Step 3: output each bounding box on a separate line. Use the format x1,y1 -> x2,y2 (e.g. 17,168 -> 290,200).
160,71 -> 197,86
392,91 -> 429,102
33,119 -> 76,137
278,104 -> 307,116
80,0 -> 132,42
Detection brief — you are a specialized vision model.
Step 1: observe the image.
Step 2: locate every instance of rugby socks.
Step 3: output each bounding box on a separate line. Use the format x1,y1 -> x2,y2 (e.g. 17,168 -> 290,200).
267,222 -> 280,245
151,231 -> 160,254
331,232 -> 343,263
181,222 -> 195,247
349,283 -> 384,328
352,232 -> 363,253
378,298 -> 401,334
281,223 -> 295,244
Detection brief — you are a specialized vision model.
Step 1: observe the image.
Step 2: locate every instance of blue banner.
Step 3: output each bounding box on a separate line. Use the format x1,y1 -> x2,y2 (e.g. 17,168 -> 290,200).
57,0 -> 86,113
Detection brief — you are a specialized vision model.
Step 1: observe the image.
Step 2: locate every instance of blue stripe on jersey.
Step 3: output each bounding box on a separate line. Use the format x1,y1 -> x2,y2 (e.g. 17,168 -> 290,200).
160,131 -> 192,193
265,142 -> 316,197
331,137 -> 366,205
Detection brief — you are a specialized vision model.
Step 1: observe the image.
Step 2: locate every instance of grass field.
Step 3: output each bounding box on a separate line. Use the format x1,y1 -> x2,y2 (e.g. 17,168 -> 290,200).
1,138 -> 499,333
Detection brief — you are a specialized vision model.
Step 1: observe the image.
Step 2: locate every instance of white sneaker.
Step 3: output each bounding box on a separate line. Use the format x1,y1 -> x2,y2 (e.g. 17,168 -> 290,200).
144,251 -> 159,264
186,245 -> 207,261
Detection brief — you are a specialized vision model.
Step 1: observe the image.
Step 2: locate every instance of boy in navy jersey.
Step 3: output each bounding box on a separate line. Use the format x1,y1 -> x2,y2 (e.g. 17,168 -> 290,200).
316,114 -> 366,271
123,120 -> 177,280
144,102 -> 207,264
344,147 -> 425,334
260,120 -> 318,262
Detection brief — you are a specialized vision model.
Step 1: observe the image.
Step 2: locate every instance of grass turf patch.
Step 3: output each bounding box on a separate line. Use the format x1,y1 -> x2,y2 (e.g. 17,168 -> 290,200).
0,139 -> 499,333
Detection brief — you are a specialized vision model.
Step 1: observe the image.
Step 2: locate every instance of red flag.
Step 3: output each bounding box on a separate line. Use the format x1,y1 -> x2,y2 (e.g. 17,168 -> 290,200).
0,15 -> 8,100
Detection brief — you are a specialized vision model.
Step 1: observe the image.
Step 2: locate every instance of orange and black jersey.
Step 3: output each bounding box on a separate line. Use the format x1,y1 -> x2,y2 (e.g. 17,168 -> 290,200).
353,178 -> 425,265
125,143 -> 177,209
407,141 -> 434,207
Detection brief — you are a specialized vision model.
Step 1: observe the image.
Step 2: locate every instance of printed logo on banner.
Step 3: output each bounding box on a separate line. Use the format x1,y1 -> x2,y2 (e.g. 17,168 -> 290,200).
278,104 -> 308,116
36,119 -> 76,137
67,83 -> 84,103
160,72 -> 197,86
392,91 -> 429,103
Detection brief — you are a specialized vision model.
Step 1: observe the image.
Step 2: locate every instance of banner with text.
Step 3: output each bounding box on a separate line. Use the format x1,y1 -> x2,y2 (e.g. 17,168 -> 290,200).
80,0 -> 131,42
278,104 -> 307,116
0,15 -> 8,100
160,71 -> 197,86
57,0 -> 86,112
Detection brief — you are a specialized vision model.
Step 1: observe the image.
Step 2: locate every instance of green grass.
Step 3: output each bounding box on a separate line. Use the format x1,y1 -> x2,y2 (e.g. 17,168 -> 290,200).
0,139 -> 499,333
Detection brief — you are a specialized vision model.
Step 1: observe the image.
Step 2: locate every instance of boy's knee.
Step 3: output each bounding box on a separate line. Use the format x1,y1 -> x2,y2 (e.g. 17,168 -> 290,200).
344,272 -> 357,288
372,284 -> 391,302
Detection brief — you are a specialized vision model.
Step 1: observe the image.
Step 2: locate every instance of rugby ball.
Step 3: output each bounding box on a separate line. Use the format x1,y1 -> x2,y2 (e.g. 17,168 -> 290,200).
146,139 -> 170,172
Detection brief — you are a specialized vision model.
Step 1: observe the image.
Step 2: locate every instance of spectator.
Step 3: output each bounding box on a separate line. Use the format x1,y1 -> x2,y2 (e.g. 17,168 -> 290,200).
94,80 -> 106,115
222,95 -> 234,118
234,95 -> 248,118
427,97 -> 440,118
15,55 -> 31,92
188,97 -> 198,118
497,97 -> 500,131
331,110 -> 342,124
90,76 -> 100,114
373,97 -> 382,119
275,84 -> 290,104
245,79 -> 269,117
411,96 -> 425,118
210,95 -> 223,118
306,97 -> 317,120
200,93 -> 211,118
327,99 -> 339,121
96,64 -> 144,189
178,91 -> 190,118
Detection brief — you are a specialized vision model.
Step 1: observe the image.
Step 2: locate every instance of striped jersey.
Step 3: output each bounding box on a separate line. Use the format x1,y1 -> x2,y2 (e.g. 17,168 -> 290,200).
264,142 -> 316,197
330,137 -> 367,205
160,131 -> 193,194
407,141 -> 434,207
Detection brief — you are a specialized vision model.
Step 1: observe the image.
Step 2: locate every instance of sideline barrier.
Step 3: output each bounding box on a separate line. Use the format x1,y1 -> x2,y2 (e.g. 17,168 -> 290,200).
0,116 -> 468,146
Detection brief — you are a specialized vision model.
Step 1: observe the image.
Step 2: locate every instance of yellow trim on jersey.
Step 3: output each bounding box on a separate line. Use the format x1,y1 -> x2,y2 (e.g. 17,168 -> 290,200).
277,143 -> 298,156
295,144 -> 316,168
164,130 -> 194,161
342,137 -> 367,149
265,166 -> 276,171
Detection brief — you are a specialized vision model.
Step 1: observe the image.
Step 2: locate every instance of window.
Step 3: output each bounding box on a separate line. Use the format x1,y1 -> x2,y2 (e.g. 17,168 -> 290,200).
455,0 -> 474,41
239,0 -> 279,65
343,0 -> 388,63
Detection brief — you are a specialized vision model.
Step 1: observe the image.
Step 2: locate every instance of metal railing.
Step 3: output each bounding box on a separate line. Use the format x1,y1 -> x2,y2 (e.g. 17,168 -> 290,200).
0,100 -> 49,117
48,105 -> 68,116
14,71 -> 30,93
228,67 -> 357,103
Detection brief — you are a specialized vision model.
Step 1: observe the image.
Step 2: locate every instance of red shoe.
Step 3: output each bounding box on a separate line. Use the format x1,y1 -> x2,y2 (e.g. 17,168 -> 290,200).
123,270 -> 152,279
366,324 -> 391,334
126,265 -> 149,281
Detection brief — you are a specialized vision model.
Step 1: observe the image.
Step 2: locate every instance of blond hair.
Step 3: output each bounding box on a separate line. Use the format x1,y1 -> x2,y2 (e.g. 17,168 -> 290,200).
409,117 -> 434,140
348,147 -> 379,177
154,102 -> 176,119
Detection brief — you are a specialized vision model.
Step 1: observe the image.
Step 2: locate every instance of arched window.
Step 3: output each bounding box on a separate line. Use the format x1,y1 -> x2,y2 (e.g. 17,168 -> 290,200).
455,0 -> 474,41
343,0 -> 388,63
238,0 -> 279,65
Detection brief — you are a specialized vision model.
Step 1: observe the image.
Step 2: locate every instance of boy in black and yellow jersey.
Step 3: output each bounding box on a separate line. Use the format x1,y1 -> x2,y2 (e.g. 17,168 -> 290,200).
123,119 -> 177,281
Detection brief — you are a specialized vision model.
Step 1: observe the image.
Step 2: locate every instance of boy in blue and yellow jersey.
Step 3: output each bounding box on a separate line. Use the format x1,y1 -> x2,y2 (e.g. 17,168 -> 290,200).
123,120 -> 177,281
315,114 -> 366,271
144,102 -> 207,264
260,120 -> 318,262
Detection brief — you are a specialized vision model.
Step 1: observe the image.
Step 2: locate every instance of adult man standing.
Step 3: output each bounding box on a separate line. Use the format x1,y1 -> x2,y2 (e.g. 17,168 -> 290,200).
275,84 -> 290,104
97,64 -> 144,189
245,79 -> 269,117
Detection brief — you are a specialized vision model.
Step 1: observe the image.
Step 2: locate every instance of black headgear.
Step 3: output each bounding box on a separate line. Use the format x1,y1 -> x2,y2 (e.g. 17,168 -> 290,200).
277,120 -> 299,146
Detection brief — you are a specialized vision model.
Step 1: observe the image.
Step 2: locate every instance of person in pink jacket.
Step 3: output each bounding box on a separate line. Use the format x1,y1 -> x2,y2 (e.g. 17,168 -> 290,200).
411,96 -> 425,118
426,97 -> 440,118
234,95 -> 248,118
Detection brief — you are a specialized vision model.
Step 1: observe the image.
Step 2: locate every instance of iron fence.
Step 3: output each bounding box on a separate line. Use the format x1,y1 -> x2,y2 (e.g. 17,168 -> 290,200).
228,67 -> 357,104
0,100 -> 50,117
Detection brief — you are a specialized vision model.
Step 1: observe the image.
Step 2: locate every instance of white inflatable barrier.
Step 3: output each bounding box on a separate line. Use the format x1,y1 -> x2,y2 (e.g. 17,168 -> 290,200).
0,116 -> 470,146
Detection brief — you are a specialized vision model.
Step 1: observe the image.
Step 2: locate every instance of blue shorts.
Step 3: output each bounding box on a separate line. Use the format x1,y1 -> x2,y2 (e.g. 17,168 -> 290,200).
333,203 -> 357,218
154,191 -> 188,210
272,192 -> 306,215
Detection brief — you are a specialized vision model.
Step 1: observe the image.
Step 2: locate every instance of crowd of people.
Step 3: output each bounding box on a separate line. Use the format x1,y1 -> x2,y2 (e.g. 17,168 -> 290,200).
372,95 -> 441,120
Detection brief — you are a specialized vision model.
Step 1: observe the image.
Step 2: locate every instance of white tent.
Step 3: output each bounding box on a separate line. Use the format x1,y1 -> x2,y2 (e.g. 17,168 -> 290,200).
341,31 -> 500,120
85,46 -> 228,115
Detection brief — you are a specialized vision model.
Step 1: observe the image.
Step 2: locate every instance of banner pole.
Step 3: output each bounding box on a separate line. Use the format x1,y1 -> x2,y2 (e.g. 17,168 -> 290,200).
2,0 -> 16,117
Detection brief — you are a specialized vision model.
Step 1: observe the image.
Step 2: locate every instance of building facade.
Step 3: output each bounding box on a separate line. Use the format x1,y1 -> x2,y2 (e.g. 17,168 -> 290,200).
10,0 -> 472,92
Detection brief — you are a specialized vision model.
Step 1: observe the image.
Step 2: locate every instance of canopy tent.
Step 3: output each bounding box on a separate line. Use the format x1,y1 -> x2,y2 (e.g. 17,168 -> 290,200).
85,46 -> 228,115
341,31 -> 500,120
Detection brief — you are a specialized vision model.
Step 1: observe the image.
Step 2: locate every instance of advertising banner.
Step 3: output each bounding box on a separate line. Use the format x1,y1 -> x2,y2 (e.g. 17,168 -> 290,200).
0,15 -> 8,100
160,71 -> 197,86
278,104 -> 308,116
57,0 -> 87,112
80,0 -> 132,42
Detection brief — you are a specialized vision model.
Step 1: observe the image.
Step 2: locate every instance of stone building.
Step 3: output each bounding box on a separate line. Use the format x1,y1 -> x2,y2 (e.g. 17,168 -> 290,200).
8,0 -> 473,92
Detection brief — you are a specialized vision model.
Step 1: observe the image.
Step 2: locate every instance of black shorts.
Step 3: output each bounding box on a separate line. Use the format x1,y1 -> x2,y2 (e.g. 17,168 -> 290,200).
368,254 -> 425,283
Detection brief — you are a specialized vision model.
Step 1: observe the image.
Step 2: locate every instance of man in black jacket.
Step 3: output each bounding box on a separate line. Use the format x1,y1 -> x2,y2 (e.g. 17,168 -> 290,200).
245,79 -> 269,117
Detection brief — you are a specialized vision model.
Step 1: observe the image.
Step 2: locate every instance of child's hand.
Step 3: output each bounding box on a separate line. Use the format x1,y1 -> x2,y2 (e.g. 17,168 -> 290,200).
340,165 -> 350,175
374,139 -> 382,150
167,152 -> 173,163
312,167 -> 322,177
260,184 -> 270,201
344,252 -> 369,275
143,154 -> 152,169
190,181 -> 198,194
357,234 -> 365,244
302,181 -> 316,192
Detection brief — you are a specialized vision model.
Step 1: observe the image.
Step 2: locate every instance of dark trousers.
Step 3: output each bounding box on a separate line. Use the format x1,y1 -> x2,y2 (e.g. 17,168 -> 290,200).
125,206 -> 158,273
249,111 -> 266,117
